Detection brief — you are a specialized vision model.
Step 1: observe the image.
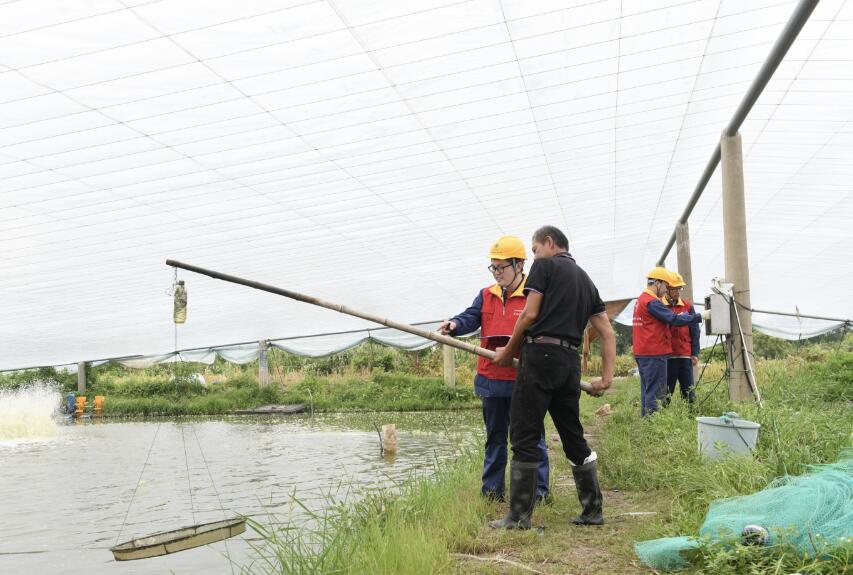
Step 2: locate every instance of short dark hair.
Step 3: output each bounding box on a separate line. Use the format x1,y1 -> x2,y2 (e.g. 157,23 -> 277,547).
532,225 -> 569,250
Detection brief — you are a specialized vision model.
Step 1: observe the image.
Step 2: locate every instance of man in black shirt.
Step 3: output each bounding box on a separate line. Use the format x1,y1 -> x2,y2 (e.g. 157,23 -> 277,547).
491,225 -> 615,530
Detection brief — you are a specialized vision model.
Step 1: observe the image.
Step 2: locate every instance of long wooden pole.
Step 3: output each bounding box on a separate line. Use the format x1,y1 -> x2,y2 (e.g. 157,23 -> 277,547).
165,259 -> 594,394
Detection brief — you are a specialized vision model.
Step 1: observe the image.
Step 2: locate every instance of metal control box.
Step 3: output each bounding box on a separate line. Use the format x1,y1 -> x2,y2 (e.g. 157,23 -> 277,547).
704,293 -> 731,335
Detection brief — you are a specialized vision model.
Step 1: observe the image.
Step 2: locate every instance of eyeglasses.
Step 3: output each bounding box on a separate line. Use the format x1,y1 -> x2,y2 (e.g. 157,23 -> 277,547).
488,263 -> 513,274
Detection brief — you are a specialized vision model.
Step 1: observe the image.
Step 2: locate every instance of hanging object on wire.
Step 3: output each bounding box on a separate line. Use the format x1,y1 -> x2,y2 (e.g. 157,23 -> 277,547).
173,280 -> 187,324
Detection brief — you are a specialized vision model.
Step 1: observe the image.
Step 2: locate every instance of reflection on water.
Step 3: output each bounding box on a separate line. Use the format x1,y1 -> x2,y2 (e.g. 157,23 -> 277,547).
0,411 -> 479,574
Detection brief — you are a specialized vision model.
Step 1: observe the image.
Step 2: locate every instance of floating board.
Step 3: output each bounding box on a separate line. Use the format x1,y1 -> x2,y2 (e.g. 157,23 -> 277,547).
111,518 -> 246,561
233,403 -> 306,415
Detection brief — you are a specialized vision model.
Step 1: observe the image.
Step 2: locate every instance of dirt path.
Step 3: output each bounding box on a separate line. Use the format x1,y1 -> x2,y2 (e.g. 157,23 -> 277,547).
452,405 -> 661,574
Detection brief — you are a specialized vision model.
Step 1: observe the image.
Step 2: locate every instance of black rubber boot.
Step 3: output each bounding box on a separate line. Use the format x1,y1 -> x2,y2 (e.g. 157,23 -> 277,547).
570,459 -> 604,525
489,461 -> 538,530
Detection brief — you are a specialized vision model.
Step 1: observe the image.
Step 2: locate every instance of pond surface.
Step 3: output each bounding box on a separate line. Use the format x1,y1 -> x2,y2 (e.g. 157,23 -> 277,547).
0,411 -> 481,574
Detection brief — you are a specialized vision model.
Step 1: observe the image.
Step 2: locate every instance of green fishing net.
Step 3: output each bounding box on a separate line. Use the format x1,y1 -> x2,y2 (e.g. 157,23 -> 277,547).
635,448 -> 853,571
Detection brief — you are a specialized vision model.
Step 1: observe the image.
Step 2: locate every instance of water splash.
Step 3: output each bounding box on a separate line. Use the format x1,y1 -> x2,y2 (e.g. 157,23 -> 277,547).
0,383 -> 62,441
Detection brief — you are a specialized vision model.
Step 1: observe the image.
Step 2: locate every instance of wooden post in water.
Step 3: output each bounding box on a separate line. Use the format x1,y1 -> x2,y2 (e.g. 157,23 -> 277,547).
77,361 -> 86,393
442,344 -> 456,387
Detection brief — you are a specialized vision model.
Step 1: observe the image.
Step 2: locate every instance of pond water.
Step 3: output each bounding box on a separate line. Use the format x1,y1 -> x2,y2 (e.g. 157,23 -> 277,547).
0,410 -> 481,574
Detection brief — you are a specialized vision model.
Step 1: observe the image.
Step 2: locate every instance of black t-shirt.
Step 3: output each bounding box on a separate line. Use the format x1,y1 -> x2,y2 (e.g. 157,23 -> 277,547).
523,252 -> 606,346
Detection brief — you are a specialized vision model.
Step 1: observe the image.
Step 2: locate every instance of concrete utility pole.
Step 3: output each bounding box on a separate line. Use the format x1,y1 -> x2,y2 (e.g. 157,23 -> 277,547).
675,222 -> 699,382
258,340 -> 270,388
442,344 -> 456,387
77,361 -> 86,393
720,131 -> 755,402
675,223 -> 694,303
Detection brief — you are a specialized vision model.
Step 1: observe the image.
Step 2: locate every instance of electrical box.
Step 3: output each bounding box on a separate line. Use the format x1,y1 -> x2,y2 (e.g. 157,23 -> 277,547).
704,293 -> 731,335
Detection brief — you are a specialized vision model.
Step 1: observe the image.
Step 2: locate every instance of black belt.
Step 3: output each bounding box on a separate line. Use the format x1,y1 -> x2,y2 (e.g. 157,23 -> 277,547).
524,335 -> 578,350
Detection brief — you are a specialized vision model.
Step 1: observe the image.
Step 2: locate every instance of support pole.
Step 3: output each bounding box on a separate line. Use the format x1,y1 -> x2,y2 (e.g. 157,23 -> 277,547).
721,131 -> 755,402
442,345 -> 456,387
77,361 -> 86,393
258,340 -> 270,388
656,0 -> 819,266
676,223 -> 699,382
675,223 -> 694,304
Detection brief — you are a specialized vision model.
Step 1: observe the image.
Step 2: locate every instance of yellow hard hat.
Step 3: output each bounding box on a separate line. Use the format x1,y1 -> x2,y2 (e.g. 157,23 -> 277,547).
489,236 -> 526,260
646,266 -> 671,283
668,271 -> 687,287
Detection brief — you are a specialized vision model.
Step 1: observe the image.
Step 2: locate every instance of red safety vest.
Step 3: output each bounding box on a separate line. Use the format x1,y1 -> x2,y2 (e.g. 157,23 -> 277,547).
478,280 -> 526,381
633,290 -> 672,356
668,297 -> 694,357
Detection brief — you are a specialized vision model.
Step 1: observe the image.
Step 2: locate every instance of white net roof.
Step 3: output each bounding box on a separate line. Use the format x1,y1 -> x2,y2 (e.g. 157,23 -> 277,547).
2,0 -> 851,369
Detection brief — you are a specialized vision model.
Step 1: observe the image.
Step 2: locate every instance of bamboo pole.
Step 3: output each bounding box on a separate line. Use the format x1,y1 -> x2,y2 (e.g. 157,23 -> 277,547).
165,259 -> 595,394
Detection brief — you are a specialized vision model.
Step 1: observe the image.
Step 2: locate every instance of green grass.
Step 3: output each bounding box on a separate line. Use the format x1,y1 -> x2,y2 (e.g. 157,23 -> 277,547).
244,453 -> 487,575
282,373 -> 479,412
246,350 -> 853,574
62,371 -> 480,416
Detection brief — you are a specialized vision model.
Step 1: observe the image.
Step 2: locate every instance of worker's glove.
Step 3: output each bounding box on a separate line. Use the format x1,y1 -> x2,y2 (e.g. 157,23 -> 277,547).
700,309 -> 712,320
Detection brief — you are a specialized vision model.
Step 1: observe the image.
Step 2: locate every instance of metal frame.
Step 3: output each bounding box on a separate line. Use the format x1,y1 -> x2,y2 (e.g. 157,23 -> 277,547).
657,0 -> 820,266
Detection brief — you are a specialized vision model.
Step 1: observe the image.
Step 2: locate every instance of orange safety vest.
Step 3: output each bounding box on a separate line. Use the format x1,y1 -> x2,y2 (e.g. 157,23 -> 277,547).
478,280 -> 526,380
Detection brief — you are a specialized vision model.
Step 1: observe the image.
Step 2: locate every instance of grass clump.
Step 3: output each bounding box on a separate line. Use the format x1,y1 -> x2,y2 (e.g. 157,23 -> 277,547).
245,453 -> 485,575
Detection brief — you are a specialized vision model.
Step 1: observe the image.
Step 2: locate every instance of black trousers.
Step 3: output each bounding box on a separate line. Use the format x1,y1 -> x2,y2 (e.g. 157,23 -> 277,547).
509,343 -> 591,466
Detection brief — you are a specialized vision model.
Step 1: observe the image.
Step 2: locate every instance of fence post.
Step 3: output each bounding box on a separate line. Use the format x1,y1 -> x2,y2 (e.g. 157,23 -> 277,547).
258,340 -> 270,388
77,361 -> 86,393
442,344 -> 456,387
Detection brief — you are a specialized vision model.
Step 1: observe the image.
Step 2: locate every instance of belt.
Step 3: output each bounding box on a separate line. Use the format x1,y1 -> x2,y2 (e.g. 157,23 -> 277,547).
524,335 -> 578,350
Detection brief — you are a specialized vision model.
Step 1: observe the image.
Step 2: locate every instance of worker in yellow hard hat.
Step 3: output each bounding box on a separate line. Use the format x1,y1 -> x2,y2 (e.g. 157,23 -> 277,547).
490,225 -> 614,529
632,267 -> 703,416
663,271 -> 700,405
438,235 -> 551,504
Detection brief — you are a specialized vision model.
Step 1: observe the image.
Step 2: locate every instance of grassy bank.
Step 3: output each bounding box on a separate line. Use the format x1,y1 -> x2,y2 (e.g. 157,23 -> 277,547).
90,372 -> 480,416
249,350 -> 853,574
0,343 -> 482,415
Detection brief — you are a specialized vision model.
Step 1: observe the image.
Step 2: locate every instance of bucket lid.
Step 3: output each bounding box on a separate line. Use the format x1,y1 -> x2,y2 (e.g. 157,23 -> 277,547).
696,416 -> 760,429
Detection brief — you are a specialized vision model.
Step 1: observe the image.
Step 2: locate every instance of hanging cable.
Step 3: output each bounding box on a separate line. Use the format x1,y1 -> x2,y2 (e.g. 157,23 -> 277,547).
169,269 -> 186,391
190,425 -> 236,575
180,422 -> 196,526
115,422 -> 162,545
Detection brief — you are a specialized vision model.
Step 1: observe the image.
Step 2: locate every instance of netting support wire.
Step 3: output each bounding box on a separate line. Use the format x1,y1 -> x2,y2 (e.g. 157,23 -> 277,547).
115,422 -> 162,545
738,301 -> 851,324
656,0 -> 819,266
731,292 -> 763,406
180,421 -> 196,525
190,425 -> 236,575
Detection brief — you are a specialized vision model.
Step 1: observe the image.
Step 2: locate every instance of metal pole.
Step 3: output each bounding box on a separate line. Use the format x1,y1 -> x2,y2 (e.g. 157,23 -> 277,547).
657,0 -> 819,266
442,345 -> 456,387
721,131 -> 754,402
77,361 -> 86,393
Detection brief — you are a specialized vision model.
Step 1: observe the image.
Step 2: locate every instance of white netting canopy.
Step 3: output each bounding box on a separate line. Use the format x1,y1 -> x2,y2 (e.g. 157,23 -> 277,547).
1,0 -> 851,370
